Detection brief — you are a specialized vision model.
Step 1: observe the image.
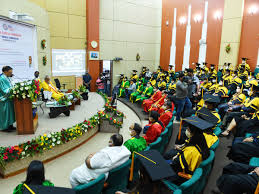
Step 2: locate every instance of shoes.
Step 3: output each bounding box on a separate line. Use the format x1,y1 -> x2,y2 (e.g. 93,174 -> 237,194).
3,125 -> 16,132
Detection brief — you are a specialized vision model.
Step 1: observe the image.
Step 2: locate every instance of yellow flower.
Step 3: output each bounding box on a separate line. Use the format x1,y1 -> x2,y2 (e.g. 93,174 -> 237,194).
70,133 -> 73,136
43,134 -> 47,137
43,148 -> 46,150
41,142 -> 44,146
73,137 -> 76,139
49,145 -> 52,149
41,136 -> 44,140
45,138 -> 48,140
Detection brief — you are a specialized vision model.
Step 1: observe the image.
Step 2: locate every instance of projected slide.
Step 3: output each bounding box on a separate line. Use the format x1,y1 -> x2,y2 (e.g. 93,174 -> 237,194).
0,18 -> 37,81
52,49 -> 86,76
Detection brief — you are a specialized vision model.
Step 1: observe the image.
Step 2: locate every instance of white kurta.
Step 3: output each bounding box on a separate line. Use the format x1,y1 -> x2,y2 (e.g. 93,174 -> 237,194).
70,145 -> 131,188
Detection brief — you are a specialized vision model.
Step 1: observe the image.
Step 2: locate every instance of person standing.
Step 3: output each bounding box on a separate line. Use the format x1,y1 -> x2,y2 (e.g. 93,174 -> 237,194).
83,71 -> 92,90
174,72 -> 192,121
0,66 -> 15,131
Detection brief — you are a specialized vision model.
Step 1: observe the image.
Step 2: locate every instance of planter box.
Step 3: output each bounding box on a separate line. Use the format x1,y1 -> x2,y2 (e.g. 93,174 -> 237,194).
0,125 -> 98,178
70,101 -> 76,110
99,120 -> 120,134
81,92 -> 88,101
75,98 -> 81,105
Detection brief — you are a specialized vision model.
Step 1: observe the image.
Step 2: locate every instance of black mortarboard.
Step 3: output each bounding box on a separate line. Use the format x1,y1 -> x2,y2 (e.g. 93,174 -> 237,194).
203,94 -> 220,103
227,63 -> 231,66
242,57 -> 248,61
133,70 -> 138,73
137,150 -> 176,181
196,107 -> 219,125
23,185 -> 75,194
169,64 -> 173,67
196,63 -> 201,66
183,116 -> 214,130
120,74 -> 124,76
210,64 -> 215,67
203,62 -> 208,65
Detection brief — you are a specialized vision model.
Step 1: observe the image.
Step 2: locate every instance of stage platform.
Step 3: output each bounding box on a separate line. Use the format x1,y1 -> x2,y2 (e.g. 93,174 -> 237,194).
0,93 -> 105,147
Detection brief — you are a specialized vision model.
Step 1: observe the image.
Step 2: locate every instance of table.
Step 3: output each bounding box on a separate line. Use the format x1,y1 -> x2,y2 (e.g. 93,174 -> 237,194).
46,101 -> 72,118
32,101 -> 44,114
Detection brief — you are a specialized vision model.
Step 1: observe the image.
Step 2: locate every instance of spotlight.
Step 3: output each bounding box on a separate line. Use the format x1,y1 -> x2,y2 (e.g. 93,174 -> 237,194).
179,16 -> 186,25
214,10 -> 222,20
194,14 -> 202,22
248,5 -> 258,15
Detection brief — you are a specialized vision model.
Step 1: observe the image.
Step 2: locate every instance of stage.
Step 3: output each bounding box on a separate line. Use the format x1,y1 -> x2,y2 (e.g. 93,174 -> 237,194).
0,93 -> 105,147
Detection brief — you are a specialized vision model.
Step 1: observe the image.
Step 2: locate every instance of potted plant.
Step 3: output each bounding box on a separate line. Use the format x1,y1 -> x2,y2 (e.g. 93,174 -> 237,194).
225,44 -> 231,54
72,90 -> 81,105
79,85 -> 88,100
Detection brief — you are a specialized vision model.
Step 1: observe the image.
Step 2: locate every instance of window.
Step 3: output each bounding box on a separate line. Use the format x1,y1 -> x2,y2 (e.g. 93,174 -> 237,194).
52,49 -> 86,76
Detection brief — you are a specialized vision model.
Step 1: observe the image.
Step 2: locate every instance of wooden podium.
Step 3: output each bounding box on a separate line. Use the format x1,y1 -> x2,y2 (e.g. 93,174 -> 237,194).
14,98 -> 38,135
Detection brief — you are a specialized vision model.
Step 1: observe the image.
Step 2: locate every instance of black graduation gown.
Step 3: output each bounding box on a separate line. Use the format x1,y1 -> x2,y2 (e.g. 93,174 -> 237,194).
235,118 -> 259,137
227,141 -> 259,164
217,162 -> 258,194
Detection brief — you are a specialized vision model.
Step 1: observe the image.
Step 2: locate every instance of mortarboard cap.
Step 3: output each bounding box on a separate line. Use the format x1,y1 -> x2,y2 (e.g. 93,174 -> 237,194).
196,107 -> 219,125
203,94 -> 220,103
120,74 -> 124,76
183,116 -> 214,131
203,62 -> 208,65
133,70 -> 138,72
169,64 -> 173,67
196,63 -> 201,66
23,185 -> 76,194
210,64 -> 215,67
227,63 -> 231,66
136,150 -> 176,181
242,57 -> 248,61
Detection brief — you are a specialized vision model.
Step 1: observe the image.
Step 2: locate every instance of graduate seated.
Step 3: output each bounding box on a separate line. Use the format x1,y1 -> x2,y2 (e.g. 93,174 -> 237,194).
143,111 -> 163,144
135,81 -> 153,103
158,101 -> 173,128
238,66 -> 249,82
124,123 -> 147,154
130,80 -> 144,103
238,57 -> 250,72
70,134 -> 130,188
130,70 -> 138,83
13,160 -> 54,194
164,116 -> 213,185
215,162 -> 259,194
149,91 -> 168,113
222,69 -> 232,88
142,87 -> 162,113
41,76 -> 64,101
228,71 -> 242,96
126,80 -> 136,100
213,80 -> 228,98
118,77 -> 129,97
226,133 -> 259,164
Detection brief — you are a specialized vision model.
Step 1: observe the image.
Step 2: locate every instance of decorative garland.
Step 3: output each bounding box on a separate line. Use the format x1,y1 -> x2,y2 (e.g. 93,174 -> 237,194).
41,39 -> 46,49
43,56 -> 47,66
225,43 -> 231,54
0,92 -> 124,167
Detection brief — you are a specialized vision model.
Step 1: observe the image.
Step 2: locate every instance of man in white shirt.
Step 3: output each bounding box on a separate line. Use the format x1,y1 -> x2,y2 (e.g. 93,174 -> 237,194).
70,134 -> 131,188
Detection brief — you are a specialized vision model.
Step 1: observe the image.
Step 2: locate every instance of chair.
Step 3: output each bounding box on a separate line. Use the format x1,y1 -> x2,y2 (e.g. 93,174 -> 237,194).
214,127 -> 221,136
54,78 -> 61,90
73,174 -> 105,194
148,137 -> 162,152
210,139 -> 219,151
162,168 -> 203,194
167,121 -> 173,140
160,128 -> 169,154
249,157 -> 259,167
196,150 -> 215,193
245,133 -> 253,138
103,160 -> 131,194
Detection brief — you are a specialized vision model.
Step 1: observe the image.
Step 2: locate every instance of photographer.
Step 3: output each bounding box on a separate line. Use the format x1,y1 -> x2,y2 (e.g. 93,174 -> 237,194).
174,72 -> 192,121
186,68 -> 200,107
103,70 -> 111,96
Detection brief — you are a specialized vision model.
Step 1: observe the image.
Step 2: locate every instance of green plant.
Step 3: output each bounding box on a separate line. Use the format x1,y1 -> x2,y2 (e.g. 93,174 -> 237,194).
79,85 -> 87,93
43,56 -> 47,66
72,90 -> 81,99
225,44 -> 231,54
41,39 -> 46,49
58,96 -> 71,106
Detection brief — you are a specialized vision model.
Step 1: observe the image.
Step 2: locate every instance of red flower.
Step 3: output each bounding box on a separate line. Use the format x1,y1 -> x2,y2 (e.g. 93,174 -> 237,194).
3,156 -> 8,160
4,152 -> 8,156
6,148 -> 9,152
9,149 -> 13,153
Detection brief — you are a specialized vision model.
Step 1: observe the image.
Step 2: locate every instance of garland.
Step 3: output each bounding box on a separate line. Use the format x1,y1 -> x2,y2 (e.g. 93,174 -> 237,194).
0,92 -> 124,167
43,56 -> 47,66
41,39 -> 46,49
225,43 -> 231,54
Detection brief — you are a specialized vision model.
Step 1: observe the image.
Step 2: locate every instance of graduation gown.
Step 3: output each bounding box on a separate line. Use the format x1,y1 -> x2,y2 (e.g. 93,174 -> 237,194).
149,94 -> 167,112
159,110 -> 173,128
124,136 -> 147,153
0,74 -> 15,130
13,180 -> 54,194
130,74 -> 138,82
41,81 -> 64,101
135,86 -> 153,102
203,133 -> 218,148
143,122 -> 162,144
227,135 -> 259,164
142,90 -> 162,112
118,80 -> 130,97
130,84 -> 144,103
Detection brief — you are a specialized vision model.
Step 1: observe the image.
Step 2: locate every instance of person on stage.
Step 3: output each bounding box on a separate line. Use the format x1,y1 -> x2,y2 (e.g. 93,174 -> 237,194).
41,75 -> 64,101
82,71 -> 92,90
0,66 -> 16,131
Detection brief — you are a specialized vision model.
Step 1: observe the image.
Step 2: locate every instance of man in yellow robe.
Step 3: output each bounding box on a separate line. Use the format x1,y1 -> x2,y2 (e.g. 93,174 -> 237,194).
41,76 -> 64,101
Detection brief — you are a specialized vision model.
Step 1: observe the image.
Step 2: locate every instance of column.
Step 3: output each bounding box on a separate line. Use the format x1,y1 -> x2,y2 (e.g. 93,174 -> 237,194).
198,1 -> 208,66
182,5 -> 191,70
169,8 -> 177,71
86,0 -> 100,91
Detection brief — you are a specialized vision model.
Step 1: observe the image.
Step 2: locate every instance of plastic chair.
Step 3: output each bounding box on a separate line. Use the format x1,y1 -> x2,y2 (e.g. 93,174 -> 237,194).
74,174 -> 105,194
149,137 -> 162,152
214,127 -> 222,136
196,150 -> 215,193
210,139 -> 219,151
245,133 -> 253,138
103,160 -> 131,194
249,157 -> 259,167
160,128 -> 169,154
167,122 -> 173,140
162,168 -> 203,194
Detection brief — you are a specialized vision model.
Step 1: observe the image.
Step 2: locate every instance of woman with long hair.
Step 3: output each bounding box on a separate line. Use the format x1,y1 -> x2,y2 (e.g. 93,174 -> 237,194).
13,160 -> 54,194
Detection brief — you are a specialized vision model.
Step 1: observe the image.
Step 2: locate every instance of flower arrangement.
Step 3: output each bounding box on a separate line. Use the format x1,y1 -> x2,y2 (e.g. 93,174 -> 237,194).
98,111 -> 123,128
0,115 -> 100,164
43,56 -> 47,66
11,80 -> 40,101
41,39 -> 46,49
0,92 -> 123,166
78,85 -> 88,93
58,95 -> 71,106
225,44 -> 231,54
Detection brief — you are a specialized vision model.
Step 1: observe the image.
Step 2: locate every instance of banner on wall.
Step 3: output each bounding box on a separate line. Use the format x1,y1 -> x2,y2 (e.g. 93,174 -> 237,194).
0,17 -> 38,82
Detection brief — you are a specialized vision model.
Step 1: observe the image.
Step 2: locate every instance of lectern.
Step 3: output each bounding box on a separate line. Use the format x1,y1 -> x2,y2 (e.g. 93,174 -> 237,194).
14,98 -> 38,135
